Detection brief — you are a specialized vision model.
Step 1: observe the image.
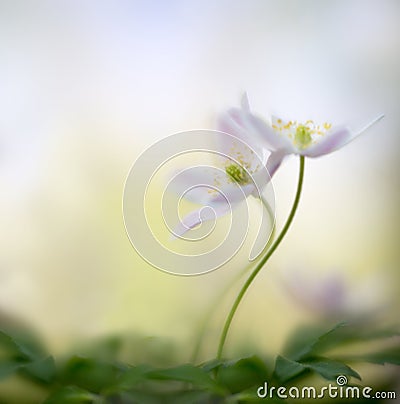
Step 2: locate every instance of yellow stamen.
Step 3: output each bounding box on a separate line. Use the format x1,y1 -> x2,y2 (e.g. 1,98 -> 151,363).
272,117 -> 332,148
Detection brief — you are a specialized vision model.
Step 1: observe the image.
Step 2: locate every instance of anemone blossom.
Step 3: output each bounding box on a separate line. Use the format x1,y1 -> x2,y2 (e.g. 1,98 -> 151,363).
218,94 -> 384,177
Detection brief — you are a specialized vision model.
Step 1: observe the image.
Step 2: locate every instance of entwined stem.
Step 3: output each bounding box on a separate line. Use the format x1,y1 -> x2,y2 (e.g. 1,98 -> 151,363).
190,263 -> 249,363
217,155 -> 305,359
190,195 -> 276,363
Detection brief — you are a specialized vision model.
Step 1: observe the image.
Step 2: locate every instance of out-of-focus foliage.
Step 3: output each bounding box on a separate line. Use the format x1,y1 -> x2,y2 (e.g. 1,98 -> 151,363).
0,322 -> 398,403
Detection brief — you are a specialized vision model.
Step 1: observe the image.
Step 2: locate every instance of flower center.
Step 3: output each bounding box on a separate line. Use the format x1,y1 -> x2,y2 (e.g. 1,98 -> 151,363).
272,118 -> 332,149
295,125 -> 312,149
225,164 -> 249,184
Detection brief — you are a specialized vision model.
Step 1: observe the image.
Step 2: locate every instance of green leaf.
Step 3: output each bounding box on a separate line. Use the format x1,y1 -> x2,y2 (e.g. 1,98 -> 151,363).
274,355 -> 360,384
201,358 -> 225,372
164,390 -> 217,404
232,387 -> 287,403
346,346 -> 400,366
216,356 -> 269,394
282,323 -> 346,361
116,391 -> 161,404
301,358 -> 361,381
60,356 -> 123,394
147,364 -> 221,392
22,356 -> 57,383
106,364 -> 152,392
0,360 -> 24,379
0,329 -> 47,361
283,323 -> 400,362
0,329 -> 57,387
0,331 -> 20,356
114,390 -> 215,404
43,386 -> 95,403
311,325 -> 400,357
273,356 -> 307,383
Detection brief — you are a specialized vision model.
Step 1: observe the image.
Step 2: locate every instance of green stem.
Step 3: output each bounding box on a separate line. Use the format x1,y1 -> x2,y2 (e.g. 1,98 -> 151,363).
190,263 -> 249,363
190,195 -> 276,363
216,155 -> 305,359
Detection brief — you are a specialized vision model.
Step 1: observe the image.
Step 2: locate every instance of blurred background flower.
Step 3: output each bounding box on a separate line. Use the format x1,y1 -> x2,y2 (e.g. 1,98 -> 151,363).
279,265 -> 393,321
0,0 -> 399,370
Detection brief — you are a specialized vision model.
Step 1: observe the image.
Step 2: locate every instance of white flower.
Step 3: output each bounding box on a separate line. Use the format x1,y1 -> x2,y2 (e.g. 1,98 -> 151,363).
218,94 -> 384,177
172,94 -> 382,238
171,98 -> 271,238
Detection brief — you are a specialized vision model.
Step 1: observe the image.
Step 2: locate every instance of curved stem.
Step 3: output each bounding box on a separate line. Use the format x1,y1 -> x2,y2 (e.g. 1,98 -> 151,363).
190,195 -> 276,363
217,155 -> 305,359
190,263 -> 249,363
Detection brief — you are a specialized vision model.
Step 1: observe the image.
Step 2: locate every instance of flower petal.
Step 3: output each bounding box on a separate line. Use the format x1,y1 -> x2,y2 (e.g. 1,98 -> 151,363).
217,108 -> 266,161
240,92 -> 251,112
254,115 -> 293,151
172,204 -> 231,238
208,182 -> 255,205
167,166 -> 225,205
302,126 -> 352,157
172,176 -> 258,238
218,108 -> 292,154
265,149 -> 289,178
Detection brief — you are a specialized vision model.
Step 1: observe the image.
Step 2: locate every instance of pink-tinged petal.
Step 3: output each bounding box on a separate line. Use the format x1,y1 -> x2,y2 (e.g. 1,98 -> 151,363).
171,179 -> 255,238
249,168 -> 273,199
304,114 -> 384,157
269,116 -> 297,151
217,108 -> 265,159
302,126 -> 352,157
248,115 -> 291,151
167,166 -> 225,205
270,115 -> 282,127
218,108 -> 292,154
216,112 -> 268,173
172,204 -> 231,238
265,149 -> 289,178
208,183 -> 255,205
